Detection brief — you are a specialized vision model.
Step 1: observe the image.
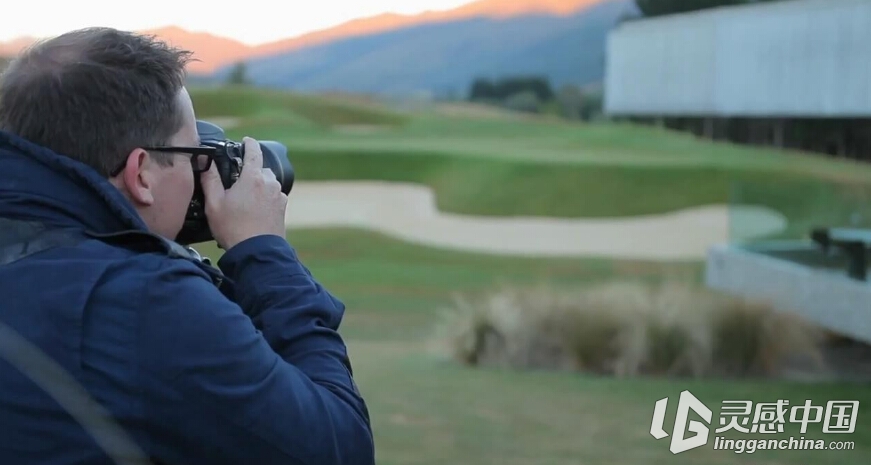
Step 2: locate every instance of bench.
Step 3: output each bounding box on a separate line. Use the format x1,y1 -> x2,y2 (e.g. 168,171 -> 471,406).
810,227 -> 871,281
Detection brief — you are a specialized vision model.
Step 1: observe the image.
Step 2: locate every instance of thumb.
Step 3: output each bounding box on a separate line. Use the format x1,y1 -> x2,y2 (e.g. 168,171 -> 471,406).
200,163 -> 224,209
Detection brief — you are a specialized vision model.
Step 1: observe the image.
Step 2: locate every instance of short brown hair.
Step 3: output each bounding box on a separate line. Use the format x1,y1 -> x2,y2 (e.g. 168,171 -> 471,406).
0,27 -> 194,177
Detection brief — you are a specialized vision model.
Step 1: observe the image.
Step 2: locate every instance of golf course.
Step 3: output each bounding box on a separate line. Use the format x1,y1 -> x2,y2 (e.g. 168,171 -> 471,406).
189,85 -> 871,464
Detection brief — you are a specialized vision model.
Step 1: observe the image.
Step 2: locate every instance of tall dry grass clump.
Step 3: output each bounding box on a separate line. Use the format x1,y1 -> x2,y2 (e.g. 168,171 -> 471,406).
432,280 -> 827,379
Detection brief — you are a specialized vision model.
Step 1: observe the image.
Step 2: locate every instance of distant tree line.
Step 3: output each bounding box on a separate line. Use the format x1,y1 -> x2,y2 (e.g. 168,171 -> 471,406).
468,77 -> 554,103
467,76 -> 603,121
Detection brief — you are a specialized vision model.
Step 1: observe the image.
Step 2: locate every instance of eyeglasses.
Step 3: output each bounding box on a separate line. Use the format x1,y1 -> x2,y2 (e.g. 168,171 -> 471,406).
109,145 -> 218,177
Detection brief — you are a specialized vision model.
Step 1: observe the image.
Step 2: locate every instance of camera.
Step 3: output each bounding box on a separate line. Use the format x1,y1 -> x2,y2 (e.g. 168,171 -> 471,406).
174,120 -> 295,246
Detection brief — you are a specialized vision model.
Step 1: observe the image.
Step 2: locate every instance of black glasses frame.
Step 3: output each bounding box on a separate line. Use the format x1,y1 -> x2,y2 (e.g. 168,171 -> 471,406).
109,146 -> 218,177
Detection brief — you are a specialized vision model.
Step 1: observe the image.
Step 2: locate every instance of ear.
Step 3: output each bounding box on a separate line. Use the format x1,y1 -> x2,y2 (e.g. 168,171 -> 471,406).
118,148 -> 157,206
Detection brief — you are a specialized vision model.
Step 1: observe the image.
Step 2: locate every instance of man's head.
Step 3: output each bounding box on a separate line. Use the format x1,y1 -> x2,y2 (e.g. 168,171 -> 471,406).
0,27 -> 200,240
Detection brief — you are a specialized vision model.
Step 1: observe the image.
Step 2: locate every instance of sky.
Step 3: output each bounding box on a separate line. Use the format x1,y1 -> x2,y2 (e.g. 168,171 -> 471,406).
0,0 -> 475,45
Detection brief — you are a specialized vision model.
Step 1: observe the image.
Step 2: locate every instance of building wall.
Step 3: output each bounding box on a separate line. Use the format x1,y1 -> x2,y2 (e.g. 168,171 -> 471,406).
706,243 -> 871,345
604,0 -> 871,117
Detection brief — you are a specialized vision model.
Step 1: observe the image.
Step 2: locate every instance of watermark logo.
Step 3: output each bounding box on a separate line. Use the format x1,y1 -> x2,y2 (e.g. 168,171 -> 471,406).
651,390 -> 713,454
650,390 -> 858,455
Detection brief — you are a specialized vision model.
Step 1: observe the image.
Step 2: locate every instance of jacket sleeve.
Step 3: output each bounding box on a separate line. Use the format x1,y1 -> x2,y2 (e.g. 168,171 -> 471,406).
139,235 -> 374,465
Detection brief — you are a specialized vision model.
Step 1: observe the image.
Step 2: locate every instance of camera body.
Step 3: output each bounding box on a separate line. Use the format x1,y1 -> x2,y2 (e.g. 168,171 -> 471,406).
174,120 -> 295,246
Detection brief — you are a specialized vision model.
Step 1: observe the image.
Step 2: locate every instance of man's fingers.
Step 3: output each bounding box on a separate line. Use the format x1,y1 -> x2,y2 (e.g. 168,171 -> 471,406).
200,163 -> 224,208
242,137 -> 263,175
261,167 -> 277,183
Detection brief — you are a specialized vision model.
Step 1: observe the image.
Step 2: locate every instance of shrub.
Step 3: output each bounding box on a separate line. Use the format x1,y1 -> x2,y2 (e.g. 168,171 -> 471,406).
502,91 -> 541,114
431,280 -> 827,379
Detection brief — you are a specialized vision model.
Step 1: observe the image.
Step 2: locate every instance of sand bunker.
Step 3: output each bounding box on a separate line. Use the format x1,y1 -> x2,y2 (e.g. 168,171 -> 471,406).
284,181 -> 788,260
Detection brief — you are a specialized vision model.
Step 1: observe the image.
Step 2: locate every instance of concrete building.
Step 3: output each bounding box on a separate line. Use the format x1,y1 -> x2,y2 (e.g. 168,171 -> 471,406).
603,0 -> 871,156
603,0 -> 871,344
605,0 -> 871,117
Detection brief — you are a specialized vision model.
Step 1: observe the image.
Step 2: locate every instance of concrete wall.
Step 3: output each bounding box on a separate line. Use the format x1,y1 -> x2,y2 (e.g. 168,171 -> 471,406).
604,0 -> 871,117
706,244 -> 871,344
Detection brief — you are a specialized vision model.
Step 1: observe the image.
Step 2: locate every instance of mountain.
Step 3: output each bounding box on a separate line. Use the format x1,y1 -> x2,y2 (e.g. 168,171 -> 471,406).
0,28 -> 251,74
140,27 -> 252,74
249,0 -> 619,57
212,0 -> 637,96
0,36 -> 36,57
0,0 -> 629,74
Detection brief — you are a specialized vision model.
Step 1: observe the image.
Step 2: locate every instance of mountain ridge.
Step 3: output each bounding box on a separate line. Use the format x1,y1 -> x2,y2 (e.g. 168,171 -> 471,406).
0,0 -> 621,73
209,0 -> 636,96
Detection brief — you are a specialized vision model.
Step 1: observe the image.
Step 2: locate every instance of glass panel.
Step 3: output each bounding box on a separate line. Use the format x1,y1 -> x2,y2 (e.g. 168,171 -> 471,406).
728,176 -> 871,246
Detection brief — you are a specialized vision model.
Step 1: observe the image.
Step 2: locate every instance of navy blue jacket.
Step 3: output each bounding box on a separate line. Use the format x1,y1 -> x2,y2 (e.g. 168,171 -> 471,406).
0,130 -> 375,465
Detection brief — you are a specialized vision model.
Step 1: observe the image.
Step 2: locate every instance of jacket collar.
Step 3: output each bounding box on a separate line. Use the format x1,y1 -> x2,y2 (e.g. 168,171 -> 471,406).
0,130 -> 149,234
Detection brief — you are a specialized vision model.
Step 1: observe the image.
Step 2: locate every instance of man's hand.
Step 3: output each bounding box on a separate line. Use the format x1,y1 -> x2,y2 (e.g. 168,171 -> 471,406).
200,137 -> 288,250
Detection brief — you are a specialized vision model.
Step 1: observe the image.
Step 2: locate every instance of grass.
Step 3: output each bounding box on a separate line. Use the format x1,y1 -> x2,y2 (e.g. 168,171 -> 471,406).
188,85 -> 867,171
355,343 -> 871,465
195,229 -> 693,342
193,229 -> 871,465
190,86 -> 410,128
205,93 -> 871,181
186,86 -> 871,463
189,86 -> 871,240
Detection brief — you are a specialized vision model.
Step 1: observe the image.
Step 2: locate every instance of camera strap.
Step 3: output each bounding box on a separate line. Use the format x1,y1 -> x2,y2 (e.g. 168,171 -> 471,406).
0,217 -> 226,289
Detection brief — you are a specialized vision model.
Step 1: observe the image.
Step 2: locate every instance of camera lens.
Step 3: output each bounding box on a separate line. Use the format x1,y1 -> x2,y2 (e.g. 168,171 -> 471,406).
259,141 -> 294,194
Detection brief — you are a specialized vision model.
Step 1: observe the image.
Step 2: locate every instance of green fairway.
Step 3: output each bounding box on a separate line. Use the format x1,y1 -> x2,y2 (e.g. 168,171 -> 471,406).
190,86 -> 871,179
188,87 -> 871,464
191,86 -> 871,240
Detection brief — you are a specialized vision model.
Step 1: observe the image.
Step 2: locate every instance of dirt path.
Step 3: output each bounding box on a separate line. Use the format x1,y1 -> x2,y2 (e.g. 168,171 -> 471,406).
284,181 -> 787,260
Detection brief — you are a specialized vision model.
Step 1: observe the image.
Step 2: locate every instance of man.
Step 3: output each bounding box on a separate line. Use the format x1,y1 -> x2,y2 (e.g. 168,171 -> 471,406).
0,27 -> 375,465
